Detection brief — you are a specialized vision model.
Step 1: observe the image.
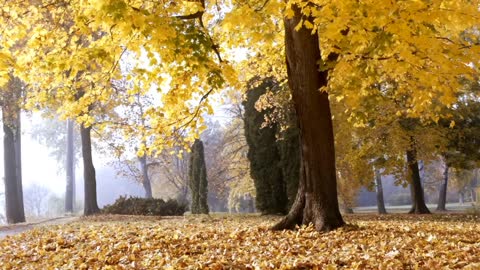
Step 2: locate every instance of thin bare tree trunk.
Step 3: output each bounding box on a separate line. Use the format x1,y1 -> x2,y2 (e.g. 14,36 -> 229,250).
407,146 -> 430,214
436,162 -> 449,211
14,110 -> 25,220
139,154 -> 153,199
374,168 -> 387,214
65,119 -> 75,212
3,107 -> 25,223
80,125 -> 99,215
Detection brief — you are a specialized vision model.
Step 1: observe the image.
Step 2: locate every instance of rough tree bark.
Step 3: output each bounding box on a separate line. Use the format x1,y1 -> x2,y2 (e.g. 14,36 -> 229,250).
138,154 -> 153,199
406,146 -> 431,214
14,109 -> 25,220
3,107 -> 25,224
272,5 -> 344,231
80,124 -> 99,215
65,119 -> 75,212
374,168 -> 387,214
436,162 -> 449,211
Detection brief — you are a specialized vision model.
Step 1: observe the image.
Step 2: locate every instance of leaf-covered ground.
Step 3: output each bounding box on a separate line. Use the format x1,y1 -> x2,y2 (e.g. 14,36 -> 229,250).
0,214 -> 479,269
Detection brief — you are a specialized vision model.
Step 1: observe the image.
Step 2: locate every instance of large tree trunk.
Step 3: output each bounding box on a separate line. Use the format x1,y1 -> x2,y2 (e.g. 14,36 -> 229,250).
374,168 -> 387,214
436,162 -> 449,211
138,154 -> 153,199
3,107 -> 25,224
272,5 -> 344,232
65,119 -> 75,213
406,147 -> 430,214
80,125 -> 99,215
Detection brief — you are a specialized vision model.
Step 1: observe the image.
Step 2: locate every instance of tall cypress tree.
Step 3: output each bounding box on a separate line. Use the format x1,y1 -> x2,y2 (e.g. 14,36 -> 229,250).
189,139 -> 209,214
243,78 -> 300,214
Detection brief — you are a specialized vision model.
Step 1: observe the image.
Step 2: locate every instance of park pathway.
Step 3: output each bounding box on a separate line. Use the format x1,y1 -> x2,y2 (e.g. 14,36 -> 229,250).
0,216 -> 79,239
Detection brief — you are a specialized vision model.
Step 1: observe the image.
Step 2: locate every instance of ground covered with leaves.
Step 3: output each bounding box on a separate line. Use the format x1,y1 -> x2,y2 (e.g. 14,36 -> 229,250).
0,214 -> 479,269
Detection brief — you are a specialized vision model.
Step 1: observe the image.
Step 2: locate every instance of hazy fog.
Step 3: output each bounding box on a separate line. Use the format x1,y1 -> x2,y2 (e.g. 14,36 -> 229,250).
0,113 -> 145,223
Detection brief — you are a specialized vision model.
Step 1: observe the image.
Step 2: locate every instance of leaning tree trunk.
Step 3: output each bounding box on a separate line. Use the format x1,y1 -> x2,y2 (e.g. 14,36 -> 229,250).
406,147 -> 430,214
3,107 -> 25,224
272,5 -> 344,232
138,154 -> 153,199
374,168 -> 387,214
65,119 -> 75,212
436,163 -> 449,211
80,124 -> 99,215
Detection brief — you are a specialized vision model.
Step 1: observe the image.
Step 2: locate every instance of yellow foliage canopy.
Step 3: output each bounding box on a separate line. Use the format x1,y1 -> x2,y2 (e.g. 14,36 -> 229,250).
1,0 -> 479,151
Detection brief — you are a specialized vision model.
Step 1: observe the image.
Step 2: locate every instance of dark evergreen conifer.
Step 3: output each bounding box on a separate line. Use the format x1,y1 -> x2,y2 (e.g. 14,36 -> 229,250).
277,118 -> 300,209
189,139 -> 209,214
243,78 -> 300,214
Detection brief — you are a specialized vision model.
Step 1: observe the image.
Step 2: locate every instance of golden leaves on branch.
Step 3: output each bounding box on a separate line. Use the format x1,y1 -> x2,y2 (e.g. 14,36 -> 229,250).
291,0 -> 480,122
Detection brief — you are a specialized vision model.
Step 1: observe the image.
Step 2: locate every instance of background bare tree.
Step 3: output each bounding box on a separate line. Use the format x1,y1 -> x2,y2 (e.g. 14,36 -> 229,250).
150,148 -> 190,202
24,184 -> 51,217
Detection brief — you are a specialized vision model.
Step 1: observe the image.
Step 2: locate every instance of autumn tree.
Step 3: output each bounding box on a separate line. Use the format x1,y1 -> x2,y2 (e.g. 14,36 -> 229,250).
374,167 -> 387,214
1,3 -> 116,216
450,168 -> 478,204
1,77 -> 26,224
31,117 -> 82,213
3,0 -> 479,230
189,139 -> 209,214
24,184 -> 50,217
109,85 -> 157,199
437,95 -> 480,210
332,106 -> 373,214
224,0 -> 478,229
109,152 -> 157,200
149,148 -> 190,202
216,97 -> 256,213
65,119 -> 76,212
200,120 -> 232,211
396,119 -> 431,214
3,1 -> 233,215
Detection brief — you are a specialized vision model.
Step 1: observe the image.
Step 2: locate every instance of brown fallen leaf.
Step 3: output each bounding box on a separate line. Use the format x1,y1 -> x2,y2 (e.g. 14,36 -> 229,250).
0,214 -> 478,269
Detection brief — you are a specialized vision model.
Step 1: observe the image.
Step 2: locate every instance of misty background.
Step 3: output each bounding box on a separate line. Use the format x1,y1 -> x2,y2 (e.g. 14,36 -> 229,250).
0,113 -> 144,223
1,112 -> 476,224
